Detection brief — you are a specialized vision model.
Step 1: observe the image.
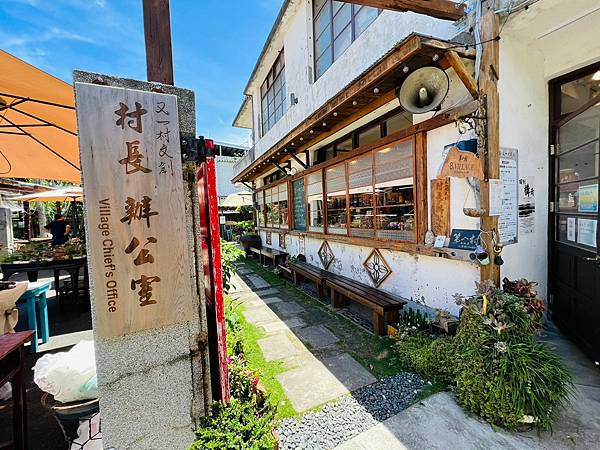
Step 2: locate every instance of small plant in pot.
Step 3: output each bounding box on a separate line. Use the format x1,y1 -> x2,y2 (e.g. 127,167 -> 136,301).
239,232 -> 261,255
433,309 -> 459,335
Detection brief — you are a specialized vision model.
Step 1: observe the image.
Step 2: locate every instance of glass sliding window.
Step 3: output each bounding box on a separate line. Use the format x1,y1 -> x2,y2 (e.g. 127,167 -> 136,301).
265,188 -> 273,228
278,183 -> 289,229
261,51 -> 287,135
313,1 -> 379,79
374,140 -> 415,241
357,124 -> 381,147
348,153 -> 374,237
336,137 -> 353,154
307,171 -> 324,232
385,111 -> 413,135
326,163 -> 348,234
257,191 -> 266,227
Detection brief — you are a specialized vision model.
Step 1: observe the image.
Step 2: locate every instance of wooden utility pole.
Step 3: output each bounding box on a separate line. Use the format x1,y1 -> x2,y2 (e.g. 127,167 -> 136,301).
478,0 -> 501,286
142,0 -> 174,85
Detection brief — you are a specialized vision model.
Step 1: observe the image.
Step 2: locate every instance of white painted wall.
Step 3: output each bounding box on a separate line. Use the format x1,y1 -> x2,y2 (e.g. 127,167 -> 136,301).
249,2 -> 458,156
215,156 -> 244,199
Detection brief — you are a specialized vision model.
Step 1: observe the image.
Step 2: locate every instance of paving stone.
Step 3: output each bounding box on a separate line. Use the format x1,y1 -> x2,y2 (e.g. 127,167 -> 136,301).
262,318 -> 306,333
242,306 -> 280,326
245,296 -> 283,308
257,288 -> 280,297
296,325 -> 339,349
258,334 -> 301,361
248,275 -> 270,289
273,301 -> 305,316
237,268 -> 252,274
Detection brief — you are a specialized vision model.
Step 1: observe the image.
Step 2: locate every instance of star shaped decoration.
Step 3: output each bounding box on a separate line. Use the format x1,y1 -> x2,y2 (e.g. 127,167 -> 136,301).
363,249 -> 392,287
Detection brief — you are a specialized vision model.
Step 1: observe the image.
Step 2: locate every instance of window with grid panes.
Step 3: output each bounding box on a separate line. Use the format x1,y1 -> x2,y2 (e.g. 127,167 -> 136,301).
374,141 -> 415,241
257,191 -> 266,227
307,170 -> 324,232
325,163 -> 347,234
261,51 -> 287,135
348,152 -> 374,237
313,1 -> 379,79
278,183 -> 289,229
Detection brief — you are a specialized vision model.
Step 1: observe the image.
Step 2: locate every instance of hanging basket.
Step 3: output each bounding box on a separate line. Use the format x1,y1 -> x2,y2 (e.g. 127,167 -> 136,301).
463,207 -> 487,217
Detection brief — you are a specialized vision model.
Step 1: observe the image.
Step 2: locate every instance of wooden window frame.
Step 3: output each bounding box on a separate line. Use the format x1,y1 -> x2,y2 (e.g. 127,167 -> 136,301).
257,130 -> 428,249
313,0 -> 380,80
261,50 -> 287,135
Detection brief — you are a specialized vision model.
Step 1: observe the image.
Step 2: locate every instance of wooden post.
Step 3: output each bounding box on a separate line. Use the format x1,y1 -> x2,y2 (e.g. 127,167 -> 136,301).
142,0 -> 174,85
479,0 -> 500,286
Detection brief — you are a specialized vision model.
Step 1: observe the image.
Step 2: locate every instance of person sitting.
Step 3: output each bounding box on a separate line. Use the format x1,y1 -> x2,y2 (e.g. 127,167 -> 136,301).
44,214 -> 69,247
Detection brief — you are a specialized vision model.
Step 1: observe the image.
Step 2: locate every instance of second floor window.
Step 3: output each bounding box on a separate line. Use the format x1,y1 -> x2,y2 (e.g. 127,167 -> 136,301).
314,1 -> 379,79
261,50 -> 287,135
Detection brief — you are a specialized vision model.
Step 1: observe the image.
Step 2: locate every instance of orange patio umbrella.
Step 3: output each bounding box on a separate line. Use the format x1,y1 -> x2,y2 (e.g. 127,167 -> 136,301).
0,50 -> 80,182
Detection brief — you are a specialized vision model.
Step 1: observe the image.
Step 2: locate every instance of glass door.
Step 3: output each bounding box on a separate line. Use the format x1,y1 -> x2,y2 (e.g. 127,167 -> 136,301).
550,63 -> 600,364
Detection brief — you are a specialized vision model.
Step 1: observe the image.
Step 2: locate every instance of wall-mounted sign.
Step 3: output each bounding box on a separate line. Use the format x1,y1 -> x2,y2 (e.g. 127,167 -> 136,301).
431,178 -> 450,236
578,184 -> 598,213
448,229 -> 480,251
438,146 -> 484,180
518,176 -> 535,235
75,82 -> 193,338
292,178 -> 306,232
498,147 -> 518,245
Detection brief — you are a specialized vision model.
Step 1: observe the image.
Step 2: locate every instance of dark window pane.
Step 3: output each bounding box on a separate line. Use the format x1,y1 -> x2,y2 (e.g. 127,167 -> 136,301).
385,112 -> 413,135
307,171 -> 324,232
558,103 -> 599,154
349,153 -> 374,237
358,124 -> 381,147
326,163 -> 347,235
336,137 -> 353,153
558,141 -> 599,183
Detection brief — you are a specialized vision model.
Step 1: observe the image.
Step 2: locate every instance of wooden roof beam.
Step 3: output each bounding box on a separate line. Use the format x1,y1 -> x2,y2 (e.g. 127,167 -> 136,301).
343,0 -> 466,21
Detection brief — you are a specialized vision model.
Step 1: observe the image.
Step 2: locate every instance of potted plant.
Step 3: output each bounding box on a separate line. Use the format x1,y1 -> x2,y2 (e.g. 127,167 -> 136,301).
240,232 -> 261,255
433,309 -> 459,335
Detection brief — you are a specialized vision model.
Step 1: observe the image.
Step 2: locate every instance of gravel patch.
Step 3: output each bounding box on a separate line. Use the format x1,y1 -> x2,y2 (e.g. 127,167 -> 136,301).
277,372 -> 425,450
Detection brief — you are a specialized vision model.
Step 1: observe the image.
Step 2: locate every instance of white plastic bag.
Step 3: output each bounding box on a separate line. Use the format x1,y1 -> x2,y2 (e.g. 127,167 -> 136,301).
33,340 -> 98,402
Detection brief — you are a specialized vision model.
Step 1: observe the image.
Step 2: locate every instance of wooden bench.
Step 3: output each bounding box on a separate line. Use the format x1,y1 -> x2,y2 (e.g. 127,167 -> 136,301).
288,260 -> 327,298
250,247 -> 262,260
325,273 -> 406,335
260,247 -> 288,266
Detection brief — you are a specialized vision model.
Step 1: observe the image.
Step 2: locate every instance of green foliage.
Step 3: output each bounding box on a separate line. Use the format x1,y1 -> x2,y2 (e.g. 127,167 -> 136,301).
233,220 -> 254,234
236,205 -> 255,221
395,287 -> 574,432
394,329 -> 456,385
189,399 -> 275,450
221,240 -> 245,293
399,307 -> 430,331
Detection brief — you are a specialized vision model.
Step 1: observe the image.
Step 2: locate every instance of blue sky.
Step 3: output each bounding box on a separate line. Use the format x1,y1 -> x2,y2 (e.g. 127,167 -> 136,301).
0,0 -> 282,146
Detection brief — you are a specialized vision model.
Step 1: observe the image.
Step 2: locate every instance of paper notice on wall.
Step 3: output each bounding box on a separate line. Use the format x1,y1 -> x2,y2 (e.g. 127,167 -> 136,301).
518,176 -> 536,235
567,217 -> 576,241
577,218 -> 597,248
488,179 -> 502,216
498,148 -> 518,245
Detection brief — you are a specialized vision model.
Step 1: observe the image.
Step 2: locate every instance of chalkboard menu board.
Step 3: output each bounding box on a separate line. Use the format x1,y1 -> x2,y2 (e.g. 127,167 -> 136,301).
293,178 -> 306,231
448,229 -> 480,250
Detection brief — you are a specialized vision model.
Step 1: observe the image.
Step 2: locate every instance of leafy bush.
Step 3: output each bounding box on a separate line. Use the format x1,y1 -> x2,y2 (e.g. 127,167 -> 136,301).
395,283 -> 573,431
233,220 -> 255,234
189,399 -> 275,450
221,240 -> 245,293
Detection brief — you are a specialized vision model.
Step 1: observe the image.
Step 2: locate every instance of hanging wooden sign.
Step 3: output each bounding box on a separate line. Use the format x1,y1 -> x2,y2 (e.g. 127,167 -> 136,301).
438,146 -> 484,180
75,82 -> 193,338
431,178 -> 450,236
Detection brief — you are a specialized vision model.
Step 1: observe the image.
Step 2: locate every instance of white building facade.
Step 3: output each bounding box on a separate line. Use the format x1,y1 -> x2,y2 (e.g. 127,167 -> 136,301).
233,0 -> 600,361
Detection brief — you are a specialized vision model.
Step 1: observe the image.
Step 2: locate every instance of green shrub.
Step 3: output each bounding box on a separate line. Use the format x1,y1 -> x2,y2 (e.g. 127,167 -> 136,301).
398,307 -> 430,331
189,399 -> 275,450
394,331 -> 456,385
221,240 -> 245,293
395,287 -> 574,432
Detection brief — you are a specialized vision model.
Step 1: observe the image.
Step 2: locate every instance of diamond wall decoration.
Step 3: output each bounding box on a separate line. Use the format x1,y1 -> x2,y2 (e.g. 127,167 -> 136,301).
318,240 -> 334,269
363,248 -> 392,287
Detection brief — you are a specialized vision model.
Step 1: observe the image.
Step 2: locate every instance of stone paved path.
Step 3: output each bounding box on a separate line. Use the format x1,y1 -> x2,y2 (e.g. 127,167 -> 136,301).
230,265 -> 376,413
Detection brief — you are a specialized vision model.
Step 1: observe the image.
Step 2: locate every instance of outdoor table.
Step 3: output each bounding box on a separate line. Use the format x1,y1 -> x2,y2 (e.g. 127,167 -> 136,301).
1,257 -> 88,304
18,281 -> 52,353
0,330 -> 34,450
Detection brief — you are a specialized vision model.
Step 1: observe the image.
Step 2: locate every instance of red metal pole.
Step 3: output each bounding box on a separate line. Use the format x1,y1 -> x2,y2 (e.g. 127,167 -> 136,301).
197,157 -> 229,402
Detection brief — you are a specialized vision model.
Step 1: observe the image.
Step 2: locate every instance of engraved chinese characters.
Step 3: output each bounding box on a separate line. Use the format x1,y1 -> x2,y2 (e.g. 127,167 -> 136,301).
75,83 -> 192,338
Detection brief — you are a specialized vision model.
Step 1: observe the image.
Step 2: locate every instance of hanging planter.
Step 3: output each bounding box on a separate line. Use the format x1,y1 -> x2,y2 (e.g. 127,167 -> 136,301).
463,207 -> 487,217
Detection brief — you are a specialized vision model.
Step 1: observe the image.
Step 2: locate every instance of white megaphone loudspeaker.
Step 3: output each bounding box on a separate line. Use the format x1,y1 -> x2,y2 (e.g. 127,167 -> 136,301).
398,66 -> 450,114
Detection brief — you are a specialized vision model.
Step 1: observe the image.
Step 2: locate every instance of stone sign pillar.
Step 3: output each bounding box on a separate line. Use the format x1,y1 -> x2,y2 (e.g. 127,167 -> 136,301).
0,205 -> 14,253
73,71 -> 211,449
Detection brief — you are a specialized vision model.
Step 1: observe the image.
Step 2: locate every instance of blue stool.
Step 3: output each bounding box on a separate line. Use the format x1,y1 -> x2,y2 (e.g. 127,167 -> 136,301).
18,281 -> 52,353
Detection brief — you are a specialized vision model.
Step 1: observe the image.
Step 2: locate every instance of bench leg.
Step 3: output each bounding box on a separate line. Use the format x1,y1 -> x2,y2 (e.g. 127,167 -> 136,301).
317,282 -> 324,299
372,311 -> 385,336
331,288 -> 342,308
292,271 -> 298,285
